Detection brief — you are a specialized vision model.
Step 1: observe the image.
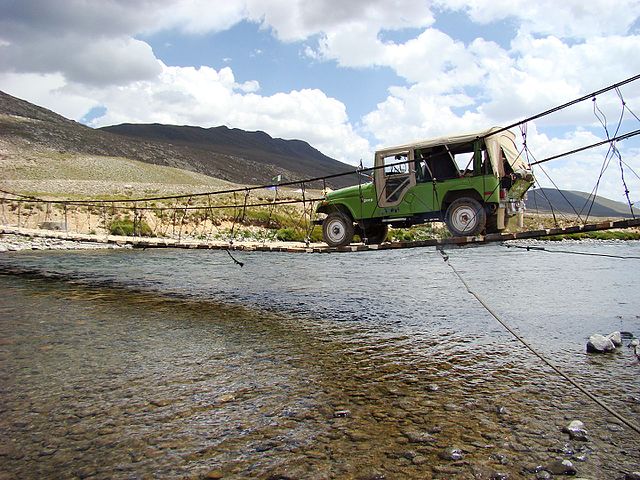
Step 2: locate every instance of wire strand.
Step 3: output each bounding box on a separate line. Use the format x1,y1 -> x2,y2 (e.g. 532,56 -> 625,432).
438,247 -> 640,435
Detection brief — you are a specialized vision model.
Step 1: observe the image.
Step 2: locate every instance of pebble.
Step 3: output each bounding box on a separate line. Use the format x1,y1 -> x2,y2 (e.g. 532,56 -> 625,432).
563,420 -> 588,441
411,455 -> 428,465
402,430 -> 436,444
333,410 -> 351,418
546,459 -> 577,476
439,447 -> 464,461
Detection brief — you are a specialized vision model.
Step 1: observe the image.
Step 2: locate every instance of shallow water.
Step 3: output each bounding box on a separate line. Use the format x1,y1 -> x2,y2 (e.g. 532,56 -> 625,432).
0,241 -> 639,479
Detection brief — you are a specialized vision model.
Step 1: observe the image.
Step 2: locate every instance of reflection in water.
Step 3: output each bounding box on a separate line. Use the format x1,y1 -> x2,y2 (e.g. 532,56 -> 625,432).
0,242 -> 639,478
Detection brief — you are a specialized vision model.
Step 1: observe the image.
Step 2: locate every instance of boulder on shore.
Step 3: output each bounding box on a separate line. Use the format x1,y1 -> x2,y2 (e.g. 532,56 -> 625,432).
586,334 -> 615,353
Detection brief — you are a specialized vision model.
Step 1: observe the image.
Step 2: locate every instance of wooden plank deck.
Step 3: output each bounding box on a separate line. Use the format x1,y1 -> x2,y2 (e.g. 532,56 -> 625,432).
2,218 -> 639,253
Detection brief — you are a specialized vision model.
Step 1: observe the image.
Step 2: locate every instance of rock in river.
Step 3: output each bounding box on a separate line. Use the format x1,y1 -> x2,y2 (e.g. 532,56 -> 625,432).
546,459 -> 577,476
562,420 -> 588,441
439,447 -> 464,461
586,334 -> 615,353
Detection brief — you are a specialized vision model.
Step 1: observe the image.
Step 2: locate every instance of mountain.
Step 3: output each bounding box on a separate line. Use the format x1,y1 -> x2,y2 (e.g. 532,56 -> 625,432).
526,188 -> 638,218
100,123 -> 360,187
0,90 -> 358,189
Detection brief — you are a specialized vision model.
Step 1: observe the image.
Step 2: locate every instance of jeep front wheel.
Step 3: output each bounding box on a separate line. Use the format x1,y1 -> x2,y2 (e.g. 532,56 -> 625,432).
322,212 -> 355,247
445,198 -> 486,236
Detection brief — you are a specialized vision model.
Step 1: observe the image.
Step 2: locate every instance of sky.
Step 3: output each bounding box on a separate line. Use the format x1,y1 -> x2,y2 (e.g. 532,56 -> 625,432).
1,0 -> 640,204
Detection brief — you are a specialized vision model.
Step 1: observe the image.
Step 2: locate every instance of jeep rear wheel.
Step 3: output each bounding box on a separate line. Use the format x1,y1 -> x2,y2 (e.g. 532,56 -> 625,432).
485,214 -> 503,234
363,223 -> 388,245
322,212 -> 354,247
445,198 -> 486,236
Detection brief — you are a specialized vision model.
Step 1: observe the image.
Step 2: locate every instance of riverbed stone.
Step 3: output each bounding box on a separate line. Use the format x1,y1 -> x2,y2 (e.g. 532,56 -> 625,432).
439,447 -> 464,461
586,334 -> 615,353
412,454 -> 428,465
333,410 -> 351,418
563,420 -> 588,441
546,459 -> 577,475
402,429 -> 436,444
625,473 -> 640,480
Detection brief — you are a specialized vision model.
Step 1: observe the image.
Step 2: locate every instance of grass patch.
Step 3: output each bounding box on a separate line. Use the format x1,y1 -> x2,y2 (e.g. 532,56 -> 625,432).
388,224 -> 451,242
108,217 -> 153,236
545,230 -> 640,241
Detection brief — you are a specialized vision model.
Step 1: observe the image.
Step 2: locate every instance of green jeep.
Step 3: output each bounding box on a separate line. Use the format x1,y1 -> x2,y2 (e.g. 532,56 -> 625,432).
316,127 -> 534,247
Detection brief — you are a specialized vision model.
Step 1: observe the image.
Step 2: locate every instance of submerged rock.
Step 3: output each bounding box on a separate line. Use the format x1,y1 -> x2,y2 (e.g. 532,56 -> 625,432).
439,447 -> 464,461
546,459 -> 577,475
586,334 -> 615,353
563,420 -> 588,441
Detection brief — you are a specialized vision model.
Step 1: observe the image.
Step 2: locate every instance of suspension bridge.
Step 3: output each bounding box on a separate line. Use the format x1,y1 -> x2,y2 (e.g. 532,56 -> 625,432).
1,74 -> 639,253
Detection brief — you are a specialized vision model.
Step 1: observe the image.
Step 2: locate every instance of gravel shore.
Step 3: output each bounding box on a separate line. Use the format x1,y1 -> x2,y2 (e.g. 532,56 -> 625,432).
0,233 -> 130,252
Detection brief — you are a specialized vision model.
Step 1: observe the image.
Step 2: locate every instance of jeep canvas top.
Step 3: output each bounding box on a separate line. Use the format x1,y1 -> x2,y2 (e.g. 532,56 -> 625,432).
316,127 -> 535,247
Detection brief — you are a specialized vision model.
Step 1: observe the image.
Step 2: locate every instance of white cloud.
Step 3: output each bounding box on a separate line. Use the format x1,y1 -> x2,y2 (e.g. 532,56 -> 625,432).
244,0 -> 435,42
10,64 -> 368,164
437,0 -> 640,38
0,72 -> 98,120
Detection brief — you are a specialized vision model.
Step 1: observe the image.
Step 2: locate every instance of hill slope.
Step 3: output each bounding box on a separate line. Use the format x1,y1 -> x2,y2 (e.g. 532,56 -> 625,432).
100,123 -> 359,187
0,90 -> 357,189
526,188 -> 638,218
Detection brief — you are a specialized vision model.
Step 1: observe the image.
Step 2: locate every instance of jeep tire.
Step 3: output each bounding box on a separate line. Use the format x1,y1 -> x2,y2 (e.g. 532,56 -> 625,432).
445,198 -> 486,236
322,212 -> 355,247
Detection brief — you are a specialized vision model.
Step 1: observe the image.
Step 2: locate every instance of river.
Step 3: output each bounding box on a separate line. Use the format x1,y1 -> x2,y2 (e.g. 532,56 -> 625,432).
0,241 -> 639,479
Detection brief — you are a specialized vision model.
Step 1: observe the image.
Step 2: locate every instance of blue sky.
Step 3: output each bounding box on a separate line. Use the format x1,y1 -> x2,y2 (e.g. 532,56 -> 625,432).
0,0 -> 639,202
140,20 -> 408,122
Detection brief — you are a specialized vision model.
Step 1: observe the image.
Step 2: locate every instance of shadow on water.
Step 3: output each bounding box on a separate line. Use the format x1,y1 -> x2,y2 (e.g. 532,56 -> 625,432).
0,242 -> 639,478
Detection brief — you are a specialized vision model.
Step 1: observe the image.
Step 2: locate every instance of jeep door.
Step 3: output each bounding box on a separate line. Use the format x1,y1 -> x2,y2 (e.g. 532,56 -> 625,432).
374,150 -> 416,208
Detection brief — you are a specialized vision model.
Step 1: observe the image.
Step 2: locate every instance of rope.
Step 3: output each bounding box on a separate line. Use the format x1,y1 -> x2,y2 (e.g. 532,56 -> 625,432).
437,247 -> 640,435
503,243 -> 640,260
224,249 -> 244,267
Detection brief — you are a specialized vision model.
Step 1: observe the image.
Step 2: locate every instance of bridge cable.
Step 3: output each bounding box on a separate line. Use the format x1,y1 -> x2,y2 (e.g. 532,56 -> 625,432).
437,247 -> 640,435
582,96 -> 626,221
503,243 -> 640,260
520,124 -> 560,226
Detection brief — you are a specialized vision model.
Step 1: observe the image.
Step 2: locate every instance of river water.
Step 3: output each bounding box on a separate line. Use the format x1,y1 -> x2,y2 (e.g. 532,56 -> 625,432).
0,241 -> 639,479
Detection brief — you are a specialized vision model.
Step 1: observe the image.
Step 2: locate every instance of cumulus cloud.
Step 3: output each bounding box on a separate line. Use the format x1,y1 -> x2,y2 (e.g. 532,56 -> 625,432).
437,0 -> 640,38
244,0 -> 435,42
41,63 -> 369,162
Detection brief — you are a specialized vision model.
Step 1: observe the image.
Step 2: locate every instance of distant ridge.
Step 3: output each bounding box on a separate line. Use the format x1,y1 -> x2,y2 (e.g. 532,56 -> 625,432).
100,123 -> 358,187
526,188 -> 638,218
0,90 -> 358,188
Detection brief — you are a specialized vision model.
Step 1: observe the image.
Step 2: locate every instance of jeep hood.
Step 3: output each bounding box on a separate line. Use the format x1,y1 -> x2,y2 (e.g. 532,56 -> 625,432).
325,183 -> 369,201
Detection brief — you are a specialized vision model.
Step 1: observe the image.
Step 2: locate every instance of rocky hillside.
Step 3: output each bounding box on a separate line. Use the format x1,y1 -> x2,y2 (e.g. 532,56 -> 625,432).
526,188 -> 639,219
0,90 -> 358,189
101,123 -> 360,187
